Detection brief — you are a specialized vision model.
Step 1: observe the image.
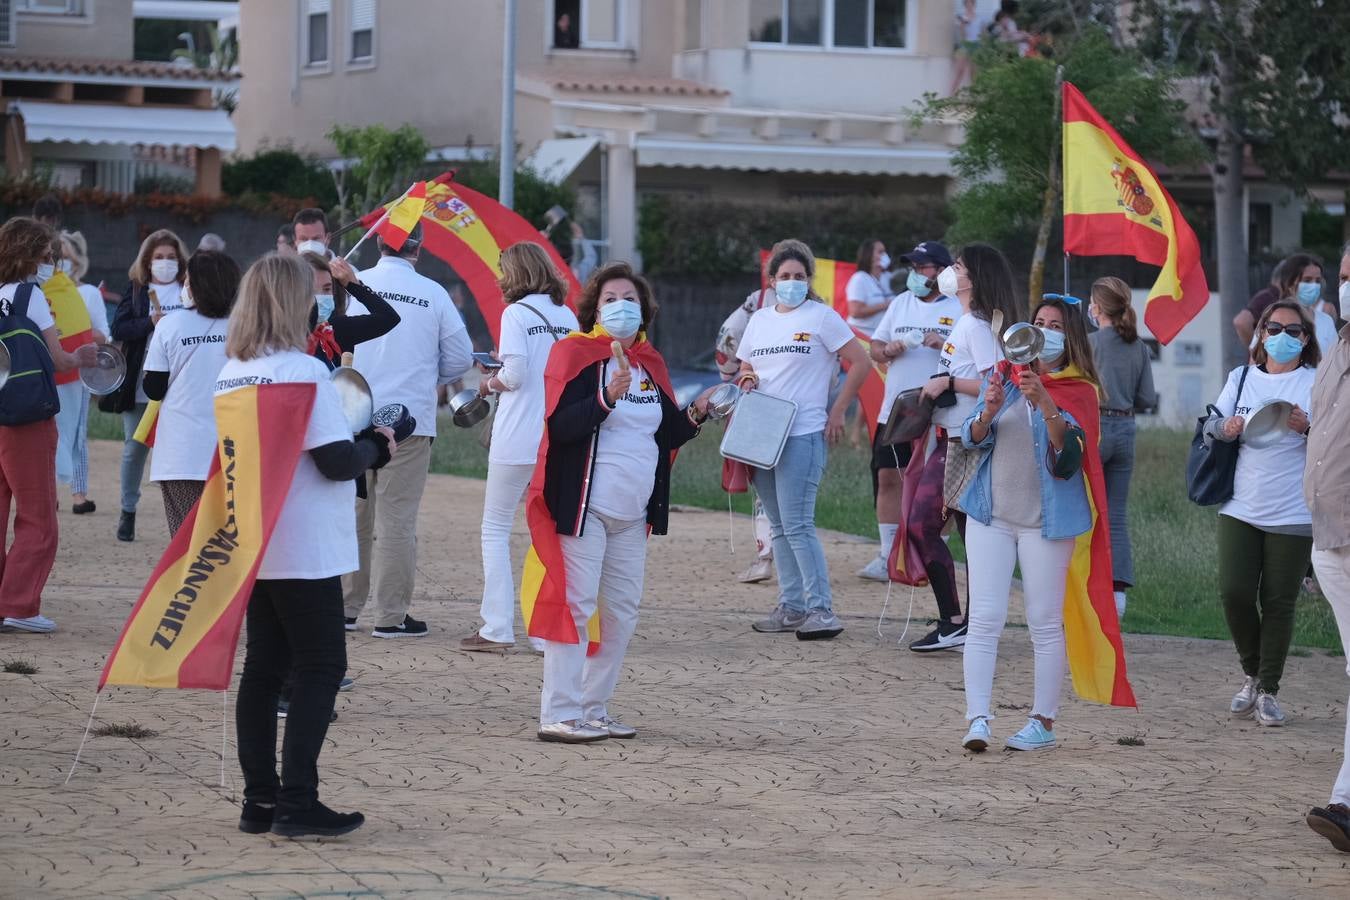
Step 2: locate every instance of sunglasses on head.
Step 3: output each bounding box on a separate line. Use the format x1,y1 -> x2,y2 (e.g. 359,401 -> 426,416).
1264,323 -> 1305,338
1041,293 -> 1084,306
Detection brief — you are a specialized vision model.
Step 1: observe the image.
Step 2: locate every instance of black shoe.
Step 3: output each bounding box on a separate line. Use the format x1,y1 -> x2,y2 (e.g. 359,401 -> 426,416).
72,499 -> 96,514
1308,803 -> 1350,852
277,699 -> 337,723
238,801 -> 275,834
270,801 -> 364,838
116,511 -> 135,542
372,615 -> 428,639
908,620 -> 968,653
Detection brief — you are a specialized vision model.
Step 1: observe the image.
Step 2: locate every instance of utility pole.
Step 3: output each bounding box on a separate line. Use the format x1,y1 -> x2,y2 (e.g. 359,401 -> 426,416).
499,0 -> 517,209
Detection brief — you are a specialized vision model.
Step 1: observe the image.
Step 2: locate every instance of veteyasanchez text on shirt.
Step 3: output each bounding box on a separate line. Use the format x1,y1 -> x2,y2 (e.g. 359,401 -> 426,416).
736,300 -> 856,436
144,309 -> 229,482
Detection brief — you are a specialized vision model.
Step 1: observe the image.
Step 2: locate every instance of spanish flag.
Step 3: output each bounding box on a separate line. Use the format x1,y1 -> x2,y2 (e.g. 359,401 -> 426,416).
133,399 -> 161,447
519,327 -> 675,654
361,173 -> 582,343
1043,363 -> 1136,708
1062,82 -> 1209,345
41,271 -> 94,387
99,384 -> 314,690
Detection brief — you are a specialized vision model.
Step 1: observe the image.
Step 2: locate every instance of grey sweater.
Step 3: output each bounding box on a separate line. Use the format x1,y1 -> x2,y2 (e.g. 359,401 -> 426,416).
1089,327 -> 1157,412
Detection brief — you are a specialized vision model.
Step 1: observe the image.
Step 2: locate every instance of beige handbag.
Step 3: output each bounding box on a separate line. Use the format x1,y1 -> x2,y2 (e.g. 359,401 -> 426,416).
940,311 -> 1003,516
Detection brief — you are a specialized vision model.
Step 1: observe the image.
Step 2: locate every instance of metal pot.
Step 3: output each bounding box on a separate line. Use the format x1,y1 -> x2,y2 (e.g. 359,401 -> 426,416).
1002,322 -> 1045,366
448,388 -> 493,428
1243,399 -> 1294,449
705,382 -> 741,421
79,344 -> 126,396
331,365 -> 374,434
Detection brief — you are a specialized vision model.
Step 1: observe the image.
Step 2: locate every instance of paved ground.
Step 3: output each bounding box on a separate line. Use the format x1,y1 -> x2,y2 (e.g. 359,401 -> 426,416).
3,440 -> 1350,899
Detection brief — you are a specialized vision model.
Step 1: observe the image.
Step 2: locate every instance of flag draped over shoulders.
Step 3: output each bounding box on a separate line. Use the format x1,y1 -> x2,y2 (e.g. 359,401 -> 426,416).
42,271 -> 94,387
1044,365 -> 1136,708
99,384 -> 314,691
519,327 -> 674,653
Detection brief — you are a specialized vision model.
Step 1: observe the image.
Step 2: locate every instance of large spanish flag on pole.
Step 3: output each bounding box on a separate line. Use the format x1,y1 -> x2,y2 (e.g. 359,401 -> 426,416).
41,271 -> 95,386
1062,82 -> 1209,345
99,384 -> 314,690
1044,364 -> 1136,708
361,173 -> 582,344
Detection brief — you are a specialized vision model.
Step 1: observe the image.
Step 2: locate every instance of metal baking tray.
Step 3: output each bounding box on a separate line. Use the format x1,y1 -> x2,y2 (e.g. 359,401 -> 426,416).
719,389 -> 798,470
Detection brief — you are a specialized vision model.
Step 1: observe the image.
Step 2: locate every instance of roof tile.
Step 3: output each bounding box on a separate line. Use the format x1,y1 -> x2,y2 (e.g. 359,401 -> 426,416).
0,55 -> 231,83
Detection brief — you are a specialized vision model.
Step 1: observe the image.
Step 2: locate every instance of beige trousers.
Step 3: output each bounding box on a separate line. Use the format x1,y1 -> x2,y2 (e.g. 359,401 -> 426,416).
342,435 -> 433,628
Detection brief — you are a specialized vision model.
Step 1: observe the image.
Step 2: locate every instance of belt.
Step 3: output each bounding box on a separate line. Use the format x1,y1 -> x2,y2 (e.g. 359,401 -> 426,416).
1100,408 -> 1134,418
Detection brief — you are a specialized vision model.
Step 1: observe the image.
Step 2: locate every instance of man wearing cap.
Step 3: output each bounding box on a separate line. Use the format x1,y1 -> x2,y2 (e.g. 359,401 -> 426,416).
342,228 -> 473,638
1304,242 -> 1350,852
857,242 -> 962,582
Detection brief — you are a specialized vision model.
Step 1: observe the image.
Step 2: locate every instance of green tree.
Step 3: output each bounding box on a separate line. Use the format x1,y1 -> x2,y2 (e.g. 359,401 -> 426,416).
1132,0 -> 1350,366
326,124 -> 430,232
923,25 -> 1199,307
452,154 -> 577,241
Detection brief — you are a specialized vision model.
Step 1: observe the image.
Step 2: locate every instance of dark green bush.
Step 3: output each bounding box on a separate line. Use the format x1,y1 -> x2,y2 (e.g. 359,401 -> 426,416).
223,148 -> 337,207
638,193 -> 950,277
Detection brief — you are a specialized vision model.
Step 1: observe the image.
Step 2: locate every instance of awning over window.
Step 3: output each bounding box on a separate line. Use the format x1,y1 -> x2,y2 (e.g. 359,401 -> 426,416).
635,137 -> 951,177
524,136 -> 599,184
10,100 -> 236,151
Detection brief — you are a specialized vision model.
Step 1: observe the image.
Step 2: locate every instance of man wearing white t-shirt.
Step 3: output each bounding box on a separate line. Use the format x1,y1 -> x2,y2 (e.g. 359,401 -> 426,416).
343,230 -> 473,638
859,240 -> 960,581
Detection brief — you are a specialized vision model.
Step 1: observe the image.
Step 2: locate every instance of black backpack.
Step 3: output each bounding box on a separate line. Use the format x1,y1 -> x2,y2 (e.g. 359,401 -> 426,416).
0,282 -> 60,426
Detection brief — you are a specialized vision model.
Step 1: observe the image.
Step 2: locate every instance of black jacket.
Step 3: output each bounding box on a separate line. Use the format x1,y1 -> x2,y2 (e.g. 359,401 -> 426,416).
543,357 -> 700,537
101,283 -> 157,413
310,281 -> 401,368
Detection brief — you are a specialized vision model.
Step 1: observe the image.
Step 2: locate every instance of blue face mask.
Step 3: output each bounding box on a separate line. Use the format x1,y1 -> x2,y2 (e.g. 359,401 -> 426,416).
315,293 -> 335,323
600,298 -> 643,339
775,279 -> 810,308
1263,331 -> 1303,363
1297,282 -> 1321,306
1038,326 -> 1066,363
906,270 -> 933,298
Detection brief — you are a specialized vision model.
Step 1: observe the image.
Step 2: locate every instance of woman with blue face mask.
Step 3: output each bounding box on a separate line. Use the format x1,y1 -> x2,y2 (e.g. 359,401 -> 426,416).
1276,254 -> 1339,358
736,240 -> 872,640
1206,300 -> 1320,728
301,254 -> 400,371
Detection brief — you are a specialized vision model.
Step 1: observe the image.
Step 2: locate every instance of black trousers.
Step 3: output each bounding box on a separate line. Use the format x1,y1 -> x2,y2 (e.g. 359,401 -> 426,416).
236,576 -> 346,811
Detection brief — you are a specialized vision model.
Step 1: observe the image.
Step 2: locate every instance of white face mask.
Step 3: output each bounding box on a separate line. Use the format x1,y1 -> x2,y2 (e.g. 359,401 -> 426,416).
937,265 -> 961,298
151,258 -> 178,283
296,239 -> 328,258
877,252 -> 892,271
1341,280 -> 1350,320
58,259 -> 74,277
34,263 -> 55,285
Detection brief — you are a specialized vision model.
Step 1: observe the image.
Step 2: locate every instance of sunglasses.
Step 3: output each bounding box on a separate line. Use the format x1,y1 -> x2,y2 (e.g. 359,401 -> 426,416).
1264,323 -> 1306,338
1041,293 -> 1083,306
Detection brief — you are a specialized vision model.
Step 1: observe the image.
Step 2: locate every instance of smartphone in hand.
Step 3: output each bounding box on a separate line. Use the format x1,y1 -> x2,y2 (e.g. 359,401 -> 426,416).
472,352 -> 504,370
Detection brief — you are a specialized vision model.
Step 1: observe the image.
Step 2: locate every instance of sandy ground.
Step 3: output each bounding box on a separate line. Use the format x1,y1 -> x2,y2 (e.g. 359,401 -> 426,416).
3,439 -> 1350,899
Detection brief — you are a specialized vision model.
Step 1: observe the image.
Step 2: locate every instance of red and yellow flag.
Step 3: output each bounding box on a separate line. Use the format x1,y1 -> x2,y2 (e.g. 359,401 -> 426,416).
361,173 -> 582,343
42,271 -> 94,386
133,399 -> 161,447
1062,81 -> 1209,345
1043,364 -> 1136,708
99,384 -> 315,691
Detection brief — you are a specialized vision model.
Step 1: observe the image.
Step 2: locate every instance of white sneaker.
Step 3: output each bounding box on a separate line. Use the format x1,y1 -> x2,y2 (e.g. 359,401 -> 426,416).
2,615 -> 56,633
856,556 -> 889,582
962,717 -> 991,752
1254,692 -> 1287,727
738,559 -> 774,584
1230,675 -> 1258,718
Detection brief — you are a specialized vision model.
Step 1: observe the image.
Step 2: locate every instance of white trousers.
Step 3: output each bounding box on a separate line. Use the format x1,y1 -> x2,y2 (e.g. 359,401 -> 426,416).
1312,546 -> 1350,806
540,511 -> 647,725
963,516 -> 1075,722
478,462 -> 534,643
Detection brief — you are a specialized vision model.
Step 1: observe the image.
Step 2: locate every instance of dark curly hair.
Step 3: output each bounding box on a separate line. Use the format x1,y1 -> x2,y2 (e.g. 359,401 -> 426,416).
0,217 -> 55,285
576,261 -> 659,333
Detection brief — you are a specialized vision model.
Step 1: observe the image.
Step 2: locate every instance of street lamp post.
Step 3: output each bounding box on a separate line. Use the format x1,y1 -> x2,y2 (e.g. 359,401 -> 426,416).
499,0 -> 517,210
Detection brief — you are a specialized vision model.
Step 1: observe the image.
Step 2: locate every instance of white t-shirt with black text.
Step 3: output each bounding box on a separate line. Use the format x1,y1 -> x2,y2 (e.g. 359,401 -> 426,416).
0,282 -> 55,330
588,361 -> 663,522
871,291 -> 962,424
737,300 -> 857,436
490,296 -> 579,466
144,310 -> 229,481
932,313 -> 1000,430
845,270 -> 891,336
214,350 -> 358,580
148,281 -> 184,315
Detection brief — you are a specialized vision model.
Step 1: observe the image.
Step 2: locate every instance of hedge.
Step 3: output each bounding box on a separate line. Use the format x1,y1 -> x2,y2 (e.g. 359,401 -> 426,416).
0,177 -> 322,224
638,193 -> 951,277
222,148 -> 338,208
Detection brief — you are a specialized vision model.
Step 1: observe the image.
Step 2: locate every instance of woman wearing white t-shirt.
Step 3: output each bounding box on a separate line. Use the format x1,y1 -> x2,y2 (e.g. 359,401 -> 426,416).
1277,254 -> 1341,357
54,231 -> 109,515
909,243 -> 1024,653
1206,300 -> 1319,728
224,253 -> 397,838
107,228 -> 190,543
142,251 -> 240,535
738,240 -> 871,640
846,238 -> 893,337
459,243 -> 579,653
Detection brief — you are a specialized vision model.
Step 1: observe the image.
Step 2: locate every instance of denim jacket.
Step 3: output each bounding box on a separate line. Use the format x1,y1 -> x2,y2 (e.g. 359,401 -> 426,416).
958,373 -> 1092,540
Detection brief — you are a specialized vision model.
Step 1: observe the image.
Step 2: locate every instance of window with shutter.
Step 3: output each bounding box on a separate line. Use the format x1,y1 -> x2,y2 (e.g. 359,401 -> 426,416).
305,0 -> 331,66
0,0 -> 15,48
350,0 -> 375,63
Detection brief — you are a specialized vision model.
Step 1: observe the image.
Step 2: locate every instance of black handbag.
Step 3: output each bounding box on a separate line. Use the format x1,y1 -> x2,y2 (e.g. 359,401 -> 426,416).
878,388 -> 934,446
1186,366 -> 1249,506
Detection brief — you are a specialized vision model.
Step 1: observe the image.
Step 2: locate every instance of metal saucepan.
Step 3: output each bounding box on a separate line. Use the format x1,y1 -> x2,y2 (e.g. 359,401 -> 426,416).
331,365 -> 374,434
705,382 -> 741,421
1243,399 -> 1294,449
448,388 -> 494,428
80,343 -> 126,396
1002,322 -> 1045,366
0,341 -> 9,391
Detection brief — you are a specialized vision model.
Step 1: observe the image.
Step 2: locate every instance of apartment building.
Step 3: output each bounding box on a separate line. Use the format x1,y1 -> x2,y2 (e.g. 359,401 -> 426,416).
0,0 -> 238,194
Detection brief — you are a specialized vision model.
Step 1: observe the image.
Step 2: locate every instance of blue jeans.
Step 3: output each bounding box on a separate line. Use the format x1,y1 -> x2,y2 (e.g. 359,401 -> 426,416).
753,431 -> 832,613
1098,416 -> 1136,587
120,403 -> 149,514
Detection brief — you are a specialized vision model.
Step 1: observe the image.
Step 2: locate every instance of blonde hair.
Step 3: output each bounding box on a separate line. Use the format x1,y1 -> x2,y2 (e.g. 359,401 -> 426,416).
227,253 -> 314,361
497,241 -> 568,305
128,228 -> 189,286
59,230 -> 90,281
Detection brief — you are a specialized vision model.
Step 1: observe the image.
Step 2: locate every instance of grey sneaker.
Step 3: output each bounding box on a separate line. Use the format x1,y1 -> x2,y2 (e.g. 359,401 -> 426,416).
795,610 -> 844,641
538,720 -> 609,743
585,715 -> 637,739
1230,676 -> 1258,718
1254,691 -> 1287,727
752,604 -> 808,633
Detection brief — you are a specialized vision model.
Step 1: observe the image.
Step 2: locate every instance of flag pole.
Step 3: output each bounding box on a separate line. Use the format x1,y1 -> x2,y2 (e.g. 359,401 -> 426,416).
1056,65 -> 1068,298
343,182 -> 416,262
499,0 -> 518,209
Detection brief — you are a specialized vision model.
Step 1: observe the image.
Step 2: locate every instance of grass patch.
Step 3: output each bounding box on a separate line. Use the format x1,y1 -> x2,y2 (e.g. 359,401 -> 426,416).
2,658 -> 38,675
1116,735 -> 1146,747
91,723 -> 157,739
